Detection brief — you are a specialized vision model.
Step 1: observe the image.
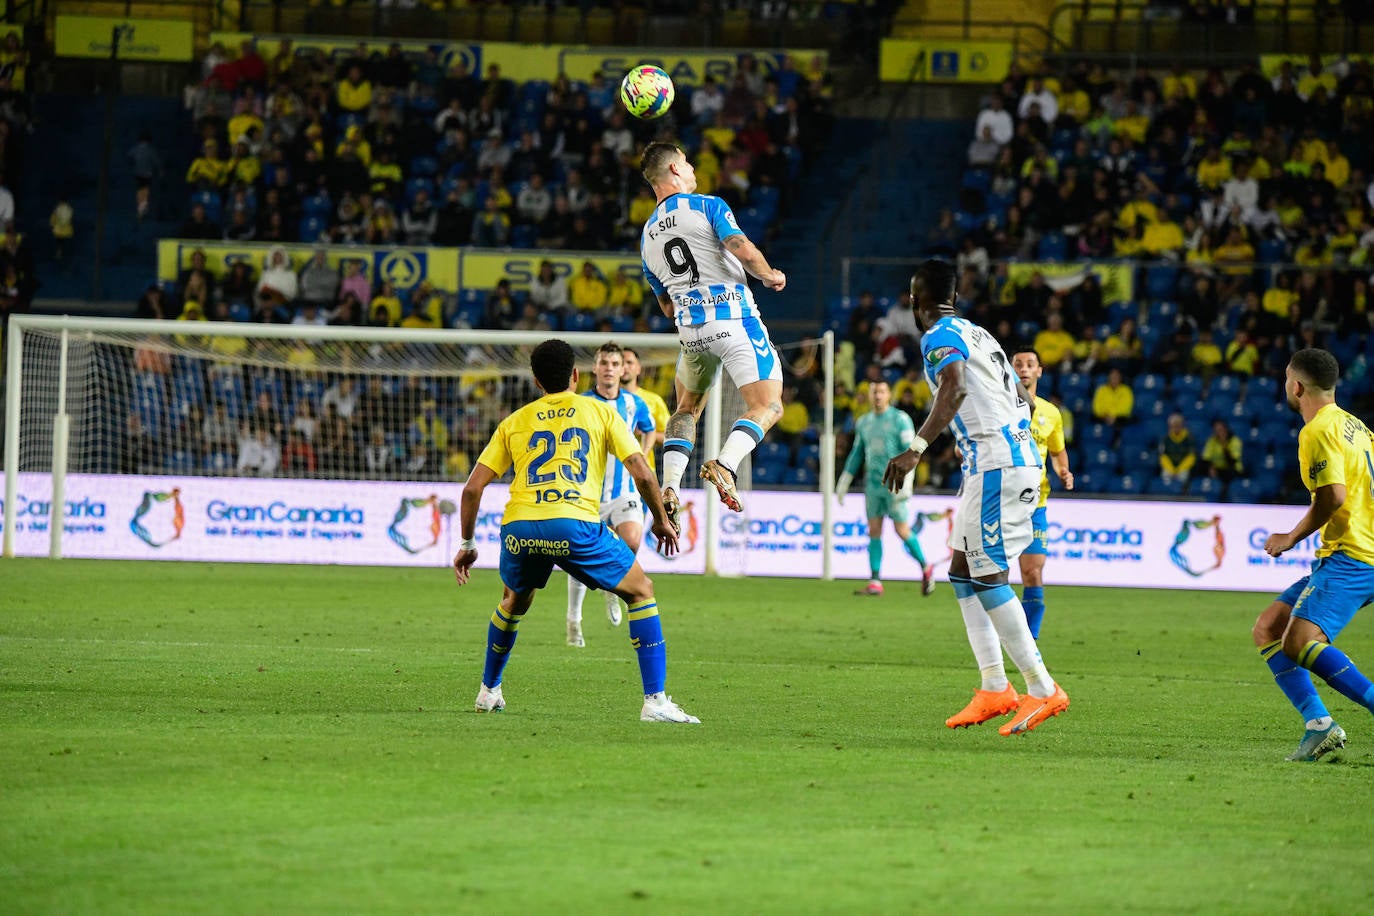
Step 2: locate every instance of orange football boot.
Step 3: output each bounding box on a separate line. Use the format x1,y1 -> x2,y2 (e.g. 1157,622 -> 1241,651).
998,684 -> 1070,736
945,683 -> 1020,728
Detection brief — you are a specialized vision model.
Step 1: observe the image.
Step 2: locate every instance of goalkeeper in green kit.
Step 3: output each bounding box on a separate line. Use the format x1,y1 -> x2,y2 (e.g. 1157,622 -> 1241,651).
836,379 -> 936,596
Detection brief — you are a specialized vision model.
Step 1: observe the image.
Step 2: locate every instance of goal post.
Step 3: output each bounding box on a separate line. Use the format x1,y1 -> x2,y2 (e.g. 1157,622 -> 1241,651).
3,315 -> 836,578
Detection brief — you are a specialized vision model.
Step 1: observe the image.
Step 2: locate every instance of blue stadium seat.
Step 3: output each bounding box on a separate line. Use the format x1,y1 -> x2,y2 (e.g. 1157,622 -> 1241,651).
1258,420 -> 1295,445
1074,471 -> 1101,494
409,155 -> 439,178
1119,425 -> 1156,453
1015,319 -> 1041,341
1036,231 -> 1068,261
228,302 -> 252,322
166,450 -> 196,473
565,312 -> 596,332
455,302 -> 484,329
205,452 -> 234,474
796,443 -> 821,468
1085,447 -> 1118,472
191,189 -> 222,224
405,176 -> 435,206
751,461 -> 786,486
302,193 -> 332,220
1190,476 -> 1225,500
1148,300 -> 1179,327
609,316 -> 634,333
1036,372 -> 1056,398
1257,238 -> 1289,263
251,375 -> 285,411
1145,264 -> 1179,301
1132,372 -> 1165,397
1108,301 -> 1137,326
1146,477 -> 1186,497
298,216 -> 326,244
961,169 -> 991,193
1171,374 -> 1203,402
1258,451 -> 1292,475
1110,474 -> 1143,495
647,313 -> 673,333
1228,477 -> 1271,504
1204,393 -> 1239,420
210,373 -> 245,418
756,441 -> 790,465
1211,374 -> 1241,395
750,184 -> 780,220
1059,372 -> 1089,401
787,466 -> 819,487
1123,448 -> 1156,474
1080,422 -> 1114,448
295,378 -> 326,407
510,224 -> 538,249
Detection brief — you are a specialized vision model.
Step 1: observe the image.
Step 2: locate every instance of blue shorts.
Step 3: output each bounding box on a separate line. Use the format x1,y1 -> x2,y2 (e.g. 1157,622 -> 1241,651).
1023,506 -> 1049,557
498,519 -> 635,595
1274,552 -> 1374,641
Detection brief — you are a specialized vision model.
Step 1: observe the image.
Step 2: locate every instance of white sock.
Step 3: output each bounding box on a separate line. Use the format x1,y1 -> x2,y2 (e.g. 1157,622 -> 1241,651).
985,596 -> 1055,698
567,576 -> 586,623
662,449 -> 689,493
716,428 -> 760,474
957,594 -> 1008,691
1307,715 -> 1334,731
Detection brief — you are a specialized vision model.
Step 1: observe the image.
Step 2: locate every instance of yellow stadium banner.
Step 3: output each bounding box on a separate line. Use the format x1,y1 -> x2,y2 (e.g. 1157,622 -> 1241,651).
459,250 -> 642,290
56,15 -> 194,62
553,47 -> 826,87
1005,261 -> 1135,305
1259,54 -> 1373,79
156,241 -> 640,293
879,38 -> 1010,83
210,32 -> 825,86
158,241 -> 459,293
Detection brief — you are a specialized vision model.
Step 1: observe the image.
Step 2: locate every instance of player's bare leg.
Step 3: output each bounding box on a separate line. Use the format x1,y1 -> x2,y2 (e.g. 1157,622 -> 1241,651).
893,519 -> 936,596
661,381 -> 708,530
605,519 -> 644,627
476,587 -> 536,712
701,377 -> 783,512
944,551 -> 1068,733
610,563 -> 699,724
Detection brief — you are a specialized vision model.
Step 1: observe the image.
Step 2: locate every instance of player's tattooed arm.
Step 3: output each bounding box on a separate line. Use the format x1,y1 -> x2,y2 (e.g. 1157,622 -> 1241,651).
657,292 -> 674,320
724,235 -> 786,291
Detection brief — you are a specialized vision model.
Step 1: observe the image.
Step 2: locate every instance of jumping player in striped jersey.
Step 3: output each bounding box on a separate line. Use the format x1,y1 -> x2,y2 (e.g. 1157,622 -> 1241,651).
566,342 -> 656,646
883,259 -> 1069,736
638,140 -> 788,525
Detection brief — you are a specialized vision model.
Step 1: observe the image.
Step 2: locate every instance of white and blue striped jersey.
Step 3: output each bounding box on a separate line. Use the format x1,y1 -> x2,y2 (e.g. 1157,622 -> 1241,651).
921,315 -> 1040,476
583,387 -> 655,502
640,193 -> 760,328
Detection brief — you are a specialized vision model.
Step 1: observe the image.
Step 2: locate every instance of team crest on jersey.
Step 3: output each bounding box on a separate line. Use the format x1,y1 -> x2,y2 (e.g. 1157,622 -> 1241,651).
926,346 -> 959,365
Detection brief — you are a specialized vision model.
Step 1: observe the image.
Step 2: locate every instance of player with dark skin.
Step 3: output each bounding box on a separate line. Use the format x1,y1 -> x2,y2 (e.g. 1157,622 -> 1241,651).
882,272 -> 1035,596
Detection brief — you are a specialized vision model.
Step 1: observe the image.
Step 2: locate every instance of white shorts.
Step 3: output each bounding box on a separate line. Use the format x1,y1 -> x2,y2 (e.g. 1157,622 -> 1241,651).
950,466 -> 1042,577
677,315 -> 783,394
601,493 -> 645,531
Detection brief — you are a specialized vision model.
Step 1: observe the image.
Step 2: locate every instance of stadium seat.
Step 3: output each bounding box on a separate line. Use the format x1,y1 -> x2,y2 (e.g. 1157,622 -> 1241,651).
1119,425 -> 1156,453
1123,448 -> 1156,474
1146,477 -> 1186,497
302,193 -> 332,220
1228,477 -> 1271,504
751,462 -> 783,486
787,466 -> 819,487
1074,471 -> 1101,494
1108,301 -> 1137,326
566,312 -> 596,332
1210,374 -> 1241,395
1204,393 -> 1238,420
1148,300 -> 1179,327
1132,372 -> 1165,397
191,189 -> 222,224
1257,238 -> 1288,263
409,155 -> 439,178
609,316 -> 634,333
960,169 -> 991,193
756,441 -> 790,465
167,450 -> 196,473
455,302 -> 484,329
1085,447 -> 1118,472
1036,231 -> 1068,261
1171,375 -> 1203,402
205,452 -> 234,474
1110,474 -> 1143,495
647,313 -> 673,334
1145,264 -> 1179,301
228,302 -> 252,322
1015,319 -> 1041,340
294,378 -> 326,407
1258,420 -> 1294,445
796,443 -> 821,469
750,184 -> 780,220
404,176 -> 435,206
1190,476 -> 1225,500
298,216 -> 326,244
510,224 -> 538,249
1081,422 -> 1114,448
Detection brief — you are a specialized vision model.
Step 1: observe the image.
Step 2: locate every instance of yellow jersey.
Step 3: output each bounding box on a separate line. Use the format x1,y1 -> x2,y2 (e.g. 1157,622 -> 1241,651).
477,392 -> 642,525
1029,395 -> 1066,508
1300,403 -> 1374,565
631,386 -> 670,474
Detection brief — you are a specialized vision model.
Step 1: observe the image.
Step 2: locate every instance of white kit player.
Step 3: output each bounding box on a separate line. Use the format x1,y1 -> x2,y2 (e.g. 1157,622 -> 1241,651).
565,341 -> 657,647
883,259 -> 1071,737
637,140 -> 788,524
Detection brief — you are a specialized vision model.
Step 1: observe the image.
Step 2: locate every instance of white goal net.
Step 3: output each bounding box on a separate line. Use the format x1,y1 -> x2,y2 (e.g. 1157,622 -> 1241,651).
3,317 -> 836,577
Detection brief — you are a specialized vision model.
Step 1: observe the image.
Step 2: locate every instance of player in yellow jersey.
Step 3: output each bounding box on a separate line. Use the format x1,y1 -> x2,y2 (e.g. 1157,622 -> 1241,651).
621,346 -> 669,472
1252,348 -> 1374,761
453,339 -> 699,724
1012,348 -> 1074,639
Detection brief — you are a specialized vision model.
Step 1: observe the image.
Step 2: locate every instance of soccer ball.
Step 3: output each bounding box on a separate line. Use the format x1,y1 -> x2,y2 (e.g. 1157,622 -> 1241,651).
620,66 -> 675,119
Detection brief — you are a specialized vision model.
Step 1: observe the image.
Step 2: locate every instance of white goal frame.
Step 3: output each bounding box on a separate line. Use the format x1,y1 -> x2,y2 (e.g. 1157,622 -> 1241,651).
3,315 -> 837,578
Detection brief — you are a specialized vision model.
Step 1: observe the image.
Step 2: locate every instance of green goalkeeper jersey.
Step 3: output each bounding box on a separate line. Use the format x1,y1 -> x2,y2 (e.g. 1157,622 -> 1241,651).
844,406 -> 916,492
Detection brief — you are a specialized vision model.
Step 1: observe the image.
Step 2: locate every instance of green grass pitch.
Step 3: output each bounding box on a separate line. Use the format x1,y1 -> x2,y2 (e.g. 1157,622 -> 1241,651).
4,559 -> 1374,913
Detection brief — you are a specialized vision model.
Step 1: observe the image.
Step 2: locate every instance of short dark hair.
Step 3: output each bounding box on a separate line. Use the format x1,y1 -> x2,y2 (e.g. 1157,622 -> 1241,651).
530,339 -> 576,392
1012,346 -> 1041,364
641,141 -> 683,184
595,341 -> 624,360
621,345 -> 639,360
1290,347 -> 1339,391
913,258 -> 957,303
